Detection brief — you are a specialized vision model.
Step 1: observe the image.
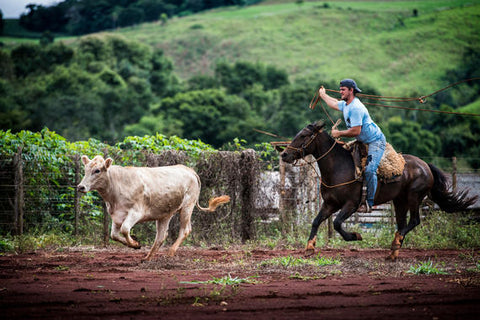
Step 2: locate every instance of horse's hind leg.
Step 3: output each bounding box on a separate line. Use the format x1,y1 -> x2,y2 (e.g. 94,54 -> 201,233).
388,196 -> 422,261
388,199 -> 408,261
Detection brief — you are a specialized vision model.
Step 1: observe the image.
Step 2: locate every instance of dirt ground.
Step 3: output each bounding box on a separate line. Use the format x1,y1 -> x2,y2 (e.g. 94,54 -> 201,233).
1,245 -> 480,319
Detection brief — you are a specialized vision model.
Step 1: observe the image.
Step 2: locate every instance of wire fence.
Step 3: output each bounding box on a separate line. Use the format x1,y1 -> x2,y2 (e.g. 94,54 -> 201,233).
0,150 -> 478,246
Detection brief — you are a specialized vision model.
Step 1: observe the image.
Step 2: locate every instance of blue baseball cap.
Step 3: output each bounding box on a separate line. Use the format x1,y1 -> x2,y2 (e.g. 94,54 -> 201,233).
340,79 -> 362,93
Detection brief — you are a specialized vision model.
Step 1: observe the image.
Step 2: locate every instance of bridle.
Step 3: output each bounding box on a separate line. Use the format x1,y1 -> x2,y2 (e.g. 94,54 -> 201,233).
284,125 -> 360,188
284,126 -> 338,164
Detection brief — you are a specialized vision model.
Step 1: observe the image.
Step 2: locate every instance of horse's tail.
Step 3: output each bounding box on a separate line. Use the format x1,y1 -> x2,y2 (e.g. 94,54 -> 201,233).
428,163 -> 477,212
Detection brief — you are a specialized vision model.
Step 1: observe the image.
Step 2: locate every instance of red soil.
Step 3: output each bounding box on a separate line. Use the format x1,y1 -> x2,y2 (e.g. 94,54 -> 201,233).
1,246 -> 479,319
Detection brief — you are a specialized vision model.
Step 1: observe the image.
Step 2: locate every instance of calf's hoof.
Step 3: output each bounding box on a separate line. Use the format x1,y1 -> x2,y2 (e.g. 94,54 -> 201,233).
129,241 -> 141,249
141,255 -> 152,262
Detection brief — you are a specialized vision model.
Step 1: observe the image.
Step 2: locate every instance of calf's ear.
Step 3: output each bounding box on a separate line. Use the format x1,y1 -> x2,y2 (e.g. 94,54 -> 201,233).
105,158 -> 113,169
81,155 -> 90,165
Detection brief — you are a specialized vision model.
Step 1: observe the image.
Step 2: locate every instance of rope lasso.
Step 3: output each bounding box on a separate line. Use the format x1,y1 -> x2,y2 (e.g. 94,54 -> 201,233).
309,78 -> 480,117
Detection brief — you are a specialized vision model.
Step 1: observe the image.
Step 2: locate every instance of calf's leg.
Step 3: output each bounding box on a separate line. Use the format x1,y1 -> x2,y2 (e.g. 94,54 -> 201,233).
168,205 -> 194,256
143,217 -> 172,261
111,222 -> 129,246
120,210 -> 144,249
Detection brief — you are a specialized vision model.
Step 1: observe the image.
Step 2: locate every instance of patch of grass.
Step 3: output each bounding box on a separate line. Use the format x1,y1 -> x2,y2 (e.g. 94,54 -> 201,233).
402,211 -> 480,249
259,254 -> 341,268
180,273 -> 259,285
407,260 -> 448,275
55,265 -> 70,271
289,272 -> 324,281
0,232 -> 78,254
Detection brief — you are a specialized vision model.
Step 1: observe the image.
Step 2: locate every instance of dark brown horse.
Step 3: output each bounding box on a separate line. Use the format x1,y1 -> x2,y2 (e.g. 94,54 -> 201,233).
280,121 -> 477,260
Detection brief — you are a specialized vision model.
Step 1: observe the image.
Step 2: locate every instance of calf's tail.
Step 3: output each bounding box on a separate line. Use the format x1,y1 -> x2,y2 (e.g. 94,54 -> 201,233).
428,163 -> 477,212
193,171 -> 230,212
197,195 -> 231,212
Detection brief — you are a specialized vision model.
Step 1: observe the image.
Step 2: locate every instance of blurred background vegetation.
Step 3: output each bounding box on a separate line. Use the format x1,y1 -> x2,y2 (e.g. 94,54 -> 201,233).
0,0 -> 479,251
0,0 -> 479,168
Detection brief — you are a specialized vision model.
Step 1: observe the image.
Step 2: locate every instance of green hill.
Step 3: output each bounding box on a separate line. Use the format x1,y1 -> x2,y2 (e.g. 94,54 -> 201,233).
108,0 -> 479,97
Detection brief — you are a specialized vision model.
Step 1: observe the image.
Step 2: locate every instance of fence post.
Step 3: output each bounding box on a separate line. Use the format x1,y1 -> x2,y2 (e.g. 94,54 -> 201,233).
102,148 -> 109,246
103,203 -> 109,247
452,156 -> 457,192
13,147 -> 24,235
239,149 -> 256,242
327,216 -> 333,239
279,159 -> 296,236
74,154 -> 80,236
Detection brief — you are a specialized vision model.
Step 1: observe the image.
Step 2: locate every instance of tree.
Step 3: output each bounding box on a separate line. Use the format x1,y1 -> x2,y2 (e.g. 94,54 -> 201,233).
157,89 -> 263,147
215,61 -> 289,95
382,116 -> 441,157
10,44 -> 43,78
0,9 -> 4,35
118,7 -> 145,27
40,31 -> 55,46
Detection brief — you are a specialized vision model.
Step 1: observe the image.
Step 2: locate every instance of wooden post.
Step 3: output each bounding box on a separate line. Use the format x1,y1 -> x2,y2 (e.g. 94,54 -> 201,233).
239,149 -> 256,242
279,158 -> 296,236
327,216 -> 333,239
13,147 -> 24,235
74,154 -> 80,236
452,157 -> 457,192
103,202 -> 109,247
390,201 -> 395,226
279,158 -> 286,227
102,149 -> 109,246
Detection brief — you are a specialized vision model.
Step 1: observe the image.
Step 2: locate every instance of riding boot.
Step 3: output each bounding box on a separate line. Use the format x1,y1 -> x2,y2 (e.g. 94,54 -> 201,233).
357,202 -> 371,213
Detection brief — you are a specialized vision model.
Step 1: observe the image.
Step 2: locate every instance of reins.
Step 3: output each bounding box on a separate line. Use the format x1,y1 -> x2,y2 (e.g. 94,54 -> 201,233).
286,124 -> 361,189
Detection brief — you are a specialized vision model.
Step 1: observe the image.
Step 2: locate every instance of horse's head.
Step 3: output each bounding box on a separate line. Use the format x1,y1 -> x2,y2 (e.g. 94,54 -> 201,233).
281,121 -> 326,163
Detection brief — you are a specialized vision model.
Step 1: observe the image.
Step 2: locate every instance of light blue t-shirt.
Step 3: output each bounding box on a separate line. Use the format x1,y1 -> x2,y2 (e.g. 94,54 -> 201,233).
338,98 -> 383,144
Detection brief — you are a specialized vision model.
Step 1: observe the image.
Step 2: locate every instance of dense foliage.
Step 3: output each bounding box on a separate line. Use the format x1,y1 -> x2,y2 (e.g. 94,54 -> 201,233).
18,0 -> 263,35
1,32 -> 479,166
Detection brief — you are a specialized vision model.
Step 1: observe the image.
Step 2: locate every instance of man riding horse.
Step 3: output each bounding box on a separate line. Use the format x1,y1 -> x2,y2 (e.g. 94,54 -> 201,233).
281,80 -> 477,260
318,79 -> 385,213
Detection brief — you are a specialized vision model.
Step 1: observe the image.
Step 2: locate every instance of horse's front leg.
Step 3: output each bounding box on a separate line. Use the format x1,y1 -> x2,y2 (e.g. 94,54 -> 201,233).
305,202 -> 338,256
333,205 -> 363,241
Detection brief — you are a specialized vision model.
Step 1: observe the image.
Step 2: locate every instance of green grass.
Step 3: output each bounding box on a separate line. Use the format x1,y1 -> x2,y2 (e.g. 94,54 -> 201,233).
112,0 -> 480,97
2,1 -> 479,98
259,254 -> 341,268
407,260 -> 448,275
180,273 -> 259,285
460,99 -> 480,115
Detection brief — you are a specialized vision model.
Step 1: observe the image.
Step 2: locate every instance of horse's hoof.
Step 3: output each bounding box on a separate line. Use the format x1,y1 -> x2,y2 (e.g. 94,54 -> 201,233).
385,250 -> 399,261
304,248 -> 315,257
354,232 -> 363,241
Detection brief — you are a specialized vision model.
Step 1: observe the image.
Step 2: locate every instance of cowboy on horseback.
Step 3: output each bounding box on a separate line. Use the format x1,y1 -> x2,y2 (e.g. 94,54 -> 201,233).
318,79 -> 386,213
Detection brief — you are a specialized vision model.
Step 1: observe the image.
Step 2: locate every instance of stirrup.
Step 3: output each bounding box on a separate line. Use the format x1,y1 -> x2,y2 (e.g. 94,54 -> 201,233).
357,202 -> 371,213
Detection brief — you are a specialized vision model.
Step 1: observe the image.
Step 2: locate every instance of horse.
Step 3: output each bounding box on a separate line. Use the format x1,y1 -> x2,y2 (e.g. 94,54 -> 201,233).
280,120 -> 477,260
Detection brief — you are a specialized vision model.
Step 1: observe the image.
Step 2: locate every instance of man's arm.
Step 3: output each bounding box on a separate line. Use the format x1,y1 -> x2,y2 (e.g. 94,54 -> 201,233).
319,86 -> 340,111
331,126 -> 361,139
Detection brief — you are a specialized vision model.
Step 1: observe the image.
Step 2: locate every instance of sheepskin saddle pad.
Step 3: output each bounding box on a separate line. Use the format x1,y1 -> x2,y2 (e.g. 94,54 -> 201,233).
345,141 -> 406,183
